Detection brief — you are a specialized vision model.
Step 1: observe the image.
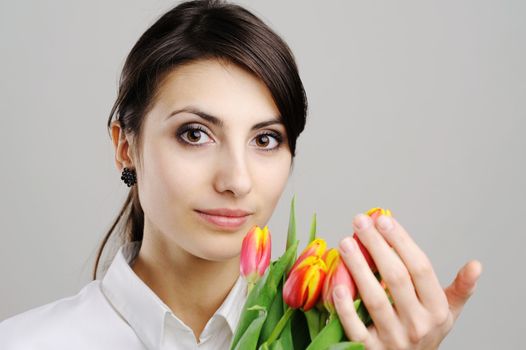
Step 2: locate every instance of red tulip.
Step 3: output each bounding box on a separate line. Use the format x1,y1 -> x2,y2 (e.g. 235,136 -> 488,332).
322,248 -> 357,314
240,225 -> 271,291
352,207 -> 393,273
283,255 -> 328,311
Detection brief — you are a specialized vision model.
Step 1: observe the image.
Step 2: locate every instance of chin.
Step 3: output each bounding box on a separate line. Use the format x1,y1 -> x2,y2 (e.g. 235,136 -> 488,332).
191,234 -> 244,262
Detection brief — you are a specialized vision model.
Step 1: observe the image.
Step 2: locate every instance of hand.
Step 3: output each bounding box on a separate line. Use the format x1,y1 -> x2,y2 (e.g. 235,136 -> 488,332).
333,213 -> 482,350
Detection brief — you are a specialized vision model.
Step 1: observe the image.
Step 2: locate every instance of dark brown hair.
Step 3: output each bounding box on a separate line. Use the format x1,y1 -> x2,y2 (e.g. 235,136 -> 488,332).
92,0 -> 308,280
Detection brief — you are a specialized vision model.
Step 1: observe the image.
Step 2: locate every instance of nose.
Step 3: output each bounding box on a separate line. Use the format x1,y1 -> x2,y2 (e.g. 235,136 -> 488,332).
213,145 -> 252,198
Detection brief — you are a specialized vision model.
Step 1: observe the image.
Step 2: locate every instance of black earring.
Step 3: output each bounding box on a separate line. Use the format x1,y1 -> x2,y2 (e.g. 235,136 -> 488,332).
121,167 -> 137,187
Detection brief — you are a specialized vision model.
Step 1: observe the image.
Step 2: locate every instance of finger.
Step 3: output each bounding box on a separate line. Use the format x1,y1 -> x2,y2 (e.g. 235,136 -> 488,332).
376,215 -> 448,314
353,213 -> 424,325
332,284 -> 372,346
444,260 -> 483,320
339,236 -> 402,341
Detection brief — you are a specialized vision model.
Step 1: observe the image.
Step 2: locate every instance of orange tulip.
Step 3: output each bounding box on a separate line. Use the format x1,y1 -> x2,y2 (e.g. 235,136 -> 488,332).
353,207 -> 393,273
283,255 -> 328,311
240,225 -> 271,290
322,248 -> 357,314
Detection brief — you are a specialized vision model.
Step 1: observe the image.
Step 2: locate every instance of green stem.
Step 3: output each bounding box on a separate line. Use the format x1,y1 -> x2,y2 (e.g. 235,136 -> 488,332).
263,307 -> 295,346
247,282 -> 255,295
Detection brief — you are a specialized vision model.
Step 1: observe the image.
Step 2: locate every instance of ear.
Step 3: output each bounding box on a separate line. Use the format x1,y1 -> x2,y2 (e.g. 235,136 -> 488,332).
110,120 -> 134,171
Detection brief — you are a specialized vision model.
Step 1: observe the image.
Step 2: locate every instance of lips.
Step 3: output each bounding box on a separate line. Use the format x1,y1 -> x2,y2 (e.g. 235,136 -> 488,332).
195,208 -> 253,230
196,208 -> 252,217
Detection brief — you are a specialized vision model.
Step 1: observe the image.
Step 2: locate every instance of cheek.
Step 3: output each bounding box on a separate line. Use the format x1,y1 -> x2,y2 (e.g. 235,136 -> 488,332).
140,142 -> 210,222
254,155 -> 291,211
159,153 -> 207,191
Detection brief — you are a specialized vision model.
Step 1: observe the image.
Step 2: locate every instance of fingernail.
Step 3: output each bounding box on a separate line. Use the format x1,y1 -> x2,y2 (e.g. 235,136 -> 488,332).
340,237 -> 356,255
377,215 -> 393,231
354,213 -> 371,230
334,285 -> 348,300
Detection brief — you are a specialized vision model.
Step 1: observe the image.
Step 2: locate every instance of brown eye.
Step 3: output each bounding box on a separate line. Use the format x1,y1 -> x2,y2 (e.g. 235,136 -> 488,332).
251,131 -> 282,152
187,129 -> 202,142
256,134 -> 270,147
177,124 -> 213,146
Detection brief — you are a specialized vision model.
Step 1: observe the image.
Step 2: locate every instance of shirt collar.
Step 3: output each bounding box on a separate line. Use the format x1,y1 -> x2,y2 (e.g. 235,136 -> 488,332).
100,241 -> 247,349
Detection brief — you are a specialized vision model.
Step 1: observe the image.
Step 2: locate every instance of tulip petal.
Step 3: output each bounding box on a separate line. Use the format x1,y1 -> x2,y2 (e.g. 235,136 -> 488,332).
240,226 -> 258,277
283,265 -> 309,309
240,225 -> 272,285
283,255 -> 328,311
351,207 -> 394,274
322,249 -> 357,314
303,267 -> 326,311
288,238 -> 327,276
257,226 -> 271,276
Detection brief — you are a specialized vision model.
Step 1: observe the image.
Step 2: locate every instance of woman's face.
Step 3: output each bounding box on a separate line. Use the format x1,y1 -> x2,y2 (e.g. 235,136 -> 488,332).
134,59 -> 292,261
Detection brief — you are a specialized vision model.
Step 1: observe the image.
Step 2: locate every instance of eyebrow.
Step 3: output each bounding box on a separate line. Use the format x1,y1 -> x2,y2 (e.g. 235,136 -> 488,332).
165,107 -> 284,131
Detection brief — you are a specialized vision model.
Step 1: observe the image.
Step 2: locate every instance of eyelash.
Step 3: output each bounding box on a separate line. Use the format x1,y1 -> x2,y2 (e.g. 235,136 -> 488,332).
176,124 -> 284,152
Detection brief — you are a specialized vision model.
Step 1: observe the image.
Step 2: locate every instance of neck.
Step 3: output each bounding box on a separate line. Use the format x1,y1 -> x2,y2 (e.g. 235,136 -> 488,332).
131,228 -> 241,342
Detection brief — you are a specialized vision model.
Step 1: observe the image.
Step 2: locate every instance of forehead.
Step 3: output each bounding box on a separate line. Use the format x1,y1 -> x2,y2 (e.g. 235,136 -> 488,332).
150,59 -> 280,124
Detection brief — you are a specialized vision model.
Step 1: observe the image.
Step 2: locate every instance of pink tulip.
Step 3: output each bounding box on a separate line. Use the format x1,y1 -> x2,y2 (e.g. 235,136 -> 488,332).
240,225 -> 271,290
322,248 -> 357,314
352,207 -> 393,273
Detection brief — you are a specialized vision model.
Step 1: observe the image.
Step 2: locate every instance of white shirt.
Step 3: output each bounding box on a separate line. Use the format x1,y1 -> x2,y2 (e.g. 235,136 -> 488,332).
0,241 -> 248,350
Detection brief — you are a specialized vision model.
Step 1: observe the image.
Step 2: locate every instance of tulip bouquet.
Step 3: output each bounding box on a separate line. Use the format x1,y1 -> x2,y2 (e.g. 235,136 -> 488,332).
229,196 -> 394,350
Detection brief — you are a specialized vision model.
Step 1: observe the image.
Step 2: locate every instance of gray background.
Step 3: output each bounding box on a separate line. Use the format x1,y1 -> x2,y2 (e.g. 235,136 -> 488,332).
1,0 -> 524,348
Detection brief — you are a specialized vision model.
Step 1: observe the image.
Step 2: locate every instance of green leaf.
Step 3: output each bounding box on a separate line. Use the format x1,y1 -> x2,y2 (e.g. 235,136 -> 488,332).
285,195 -> 297,275
304,308 -> 321,340
260,307 -> 295,347
326,341 -> 365,350
279,313 -> 294,350
259,284 -> 284,344
308,212 -> 317,243
306,314 -> 345,350
269,339 -> 285,350
259,343 -> 269,350
230,240 -> 300,350
286,194 -> 297,250
283,194 -> 298,312
232,306 -> 267,350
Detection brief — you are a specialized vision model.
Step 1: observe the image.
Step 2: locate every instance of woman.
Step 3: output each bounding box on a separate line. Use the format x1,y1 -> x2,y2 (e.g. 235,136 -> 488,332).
0,0 -> 481,349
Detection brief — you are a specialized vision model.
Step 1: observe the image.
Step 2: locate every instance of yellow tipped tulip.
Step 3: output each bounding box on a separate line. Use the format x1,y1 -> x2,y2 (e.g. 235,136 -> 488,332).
282,238 -> 328,311
240,225 -> 271,292
322,248 -> 357,314
353,207 -> 393,273
288,238 -> 327,273
283,255 -> 328,311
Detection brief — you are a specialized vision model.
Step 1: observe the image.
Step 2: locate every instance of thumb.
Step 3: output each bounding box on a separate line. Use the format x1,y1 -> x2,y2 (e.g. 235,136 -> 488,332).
444,259 -> 483,320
